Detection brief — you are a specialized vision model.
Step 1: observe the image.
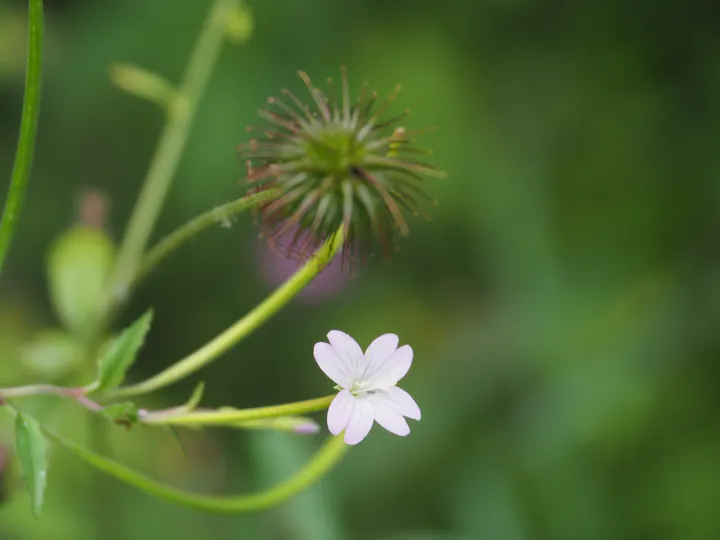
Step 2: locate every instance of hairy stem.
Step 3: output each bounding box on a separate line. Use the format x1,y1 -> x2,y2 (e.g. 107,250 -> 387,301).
0,0 -> 44,276
108,229 -> 344,398
0,384 -> 103,412
47,431 -> 348,513
110,0 -> 240,302
129,189 -> 280,291
0,384 -> 62,399
143,395 -> 334,426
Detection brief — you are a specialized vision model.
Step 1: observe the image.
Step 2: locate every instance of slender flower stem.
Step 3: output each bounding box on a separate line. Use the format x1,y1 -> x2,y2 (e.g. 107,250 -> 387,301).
0,384 -> 64,399
0,384 -> 103,412
46,432 -> 348,513
129,189 -> 280,291
110,0 -> 240,301
143,395 -> 334,426
108,229 -> 344,399
0,0 -> 44,276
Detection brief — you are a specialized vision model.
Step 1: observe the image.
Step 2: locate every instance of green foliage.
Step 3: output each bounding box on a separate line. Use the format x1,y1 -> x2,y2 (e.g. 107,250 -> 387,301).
100,402 -> 140,429
2,0 -> 720,537
89,310 -> 153,392
14,412 -> 47,516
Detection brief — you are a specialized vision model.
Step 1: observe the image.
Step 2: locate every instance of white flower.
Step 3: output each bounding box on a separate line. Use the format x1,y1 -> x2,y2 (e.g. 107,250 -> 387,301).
313,330 -> 422,445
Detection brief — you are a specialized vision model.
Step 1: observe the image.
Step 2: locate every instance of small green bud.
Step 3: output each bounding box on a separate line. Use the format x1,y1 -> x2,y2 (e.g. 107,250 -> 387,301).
225,5 -> 253,44
239,68 -> 445,261
47,225 -> 116,337
109,63 -> 175,108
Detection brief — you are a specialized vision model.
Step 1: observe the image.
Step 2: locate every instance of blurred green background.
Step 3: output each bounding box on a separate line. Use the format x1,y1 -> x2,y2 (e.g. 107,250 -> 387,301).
2,0 -> 720,538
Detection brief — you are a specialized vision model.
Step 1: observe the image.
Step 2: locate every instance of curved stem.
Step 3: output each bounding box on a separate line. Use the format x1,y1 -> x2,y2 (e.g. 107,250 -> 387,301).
47,431 -> 349,513
0,0 -> 44,276
0,384 -> 62,399
110,0 -> 240,302
143,395 -> 334,426
108,229 -> 344,399
0,384 -> 103,412
129,189 -> 280,291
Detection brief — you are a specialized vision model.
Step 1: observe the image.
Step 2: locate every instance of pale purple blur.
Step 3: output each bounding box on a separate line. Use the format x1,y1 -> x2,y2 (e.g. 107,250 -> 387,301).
257,228 -> 350,302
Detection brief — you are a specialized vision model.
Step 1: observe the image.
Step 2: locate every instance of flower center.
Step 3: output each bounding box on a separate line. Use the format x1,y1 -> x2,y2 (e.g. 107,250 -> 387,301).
349,379 -> 371,397
304,125 -> 365,175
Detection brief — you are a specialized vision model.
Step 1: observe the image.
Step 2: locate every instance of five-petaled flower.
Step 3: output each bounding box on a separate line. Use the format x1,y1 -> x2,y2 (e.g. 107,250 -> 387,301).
314,330 -> 421,445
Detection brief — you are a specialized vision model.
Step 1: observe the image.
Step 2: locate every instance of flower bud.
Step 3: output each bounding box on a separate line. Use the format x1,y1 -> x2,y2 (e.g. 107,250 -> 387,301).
47,225 -> 116,337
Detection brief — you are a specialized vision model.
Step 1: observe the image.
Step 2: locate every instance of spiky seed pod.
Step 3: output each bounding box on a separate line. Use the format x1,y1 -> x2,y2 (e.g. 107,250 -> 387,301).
238,67 -> 445,262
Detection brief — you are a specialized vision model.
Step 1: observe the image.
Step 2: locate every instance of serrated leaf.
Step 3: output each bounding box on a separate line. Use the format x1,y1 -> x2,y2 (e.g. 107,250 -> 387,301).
91,310 -> 153,392
101,402 -> 140,429
14,412 -> 48,516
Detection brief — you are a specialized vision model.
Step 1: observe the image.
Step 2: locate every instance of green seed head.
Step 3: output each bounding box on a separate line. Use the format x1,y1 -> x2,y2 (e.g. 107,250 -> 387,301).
239,68 -> 445,261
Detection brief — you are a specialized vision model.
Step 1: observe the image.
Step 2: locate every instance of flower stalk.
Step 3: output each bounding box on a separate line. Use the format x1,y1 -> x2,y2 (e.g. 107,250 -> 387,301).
130,189 -> 281,290
109,0 -> 244,304
46,430 -> 348,513
0,384 -> 103,412
142,395 -> 334,426
108,228 -> 344,398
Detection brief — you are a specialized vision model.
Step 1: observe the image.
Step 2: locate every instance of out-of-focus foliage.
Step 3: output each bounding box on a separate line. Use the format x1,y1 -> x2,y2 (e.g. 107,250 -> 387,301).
1,0 -> 719,538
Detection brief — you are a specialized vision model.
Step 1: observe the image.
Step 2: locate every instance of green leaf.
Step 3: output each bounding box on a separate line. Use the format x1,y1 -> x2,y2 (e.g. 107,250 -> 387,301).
100,402 -> 140,429
14,412 -> 48,516
47,225 -> 116,336
90,310 -> 153,392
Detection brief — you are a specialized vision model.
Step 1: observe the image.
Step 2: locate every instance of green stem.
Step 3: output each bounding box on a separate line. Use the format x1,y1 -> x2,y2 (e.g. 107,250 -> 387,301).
0,384 -> 62,399
47,431 -> 349,513
108,229 -> 344,399
0,384 -> 104,412
110,0 -> 240,301
129,189 -> 280,291
143,395 -> 334,426
0,0 -> 44,276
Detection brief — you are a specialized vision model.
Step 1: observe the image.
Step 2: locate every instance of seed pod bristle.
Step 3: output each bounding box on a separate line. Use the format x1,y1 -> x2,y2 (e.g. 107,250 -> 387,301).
238,68 -> 445,263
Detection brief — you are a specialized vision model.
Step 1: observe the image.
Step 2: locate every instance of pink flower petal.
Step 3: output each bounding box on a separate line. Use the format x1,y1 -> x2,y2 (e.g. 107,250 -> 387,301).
387,386 -> 421,420
328,330 -> 365,378
343,399 -> 374,445
368,394 -> 411,436
367,345 -> 413,389
313,342 -> 351,387
293,420 -> 321,435
364,333 -> 399,378
327,389 -> 355,435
